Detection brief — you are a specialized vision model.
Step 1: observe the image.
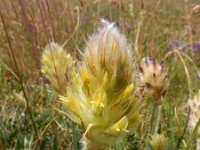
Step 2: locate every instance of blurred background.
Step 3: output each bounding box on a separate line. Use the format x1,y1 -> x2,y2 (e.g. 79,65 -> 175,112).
0,0 -> 200,149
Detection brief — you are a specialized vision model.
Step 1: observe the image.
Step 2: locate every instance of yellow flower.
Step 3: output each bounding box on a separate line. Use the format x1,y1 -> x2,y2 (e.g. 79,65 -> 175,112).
60,20 -> 142,149
188,90 -> 200,137
136,57 -> 169,103
41,42 -> 74,95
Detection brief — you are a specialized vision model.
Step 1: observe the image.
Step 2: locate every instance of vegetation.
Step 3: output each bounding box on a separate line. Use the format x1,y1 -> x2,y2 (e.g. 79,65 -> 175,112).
0,0 -> 200,149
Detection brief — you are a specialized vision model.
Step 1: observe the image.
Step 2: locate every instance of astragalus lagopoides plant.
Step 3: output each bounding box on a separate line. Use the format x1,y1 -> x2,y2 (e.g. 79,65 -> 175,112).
136,57 -> 169,137
59,20 -> 142,149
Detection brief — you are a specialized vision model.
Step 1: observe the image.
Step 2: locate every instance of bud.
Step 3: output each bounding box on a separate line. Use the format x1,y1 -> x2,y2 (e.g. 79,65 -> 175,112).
41,42 -> 74,94
188,90 -> 200,137
60,20 -> 141,149
150,133 -> 168,150
136,57 -> 169,103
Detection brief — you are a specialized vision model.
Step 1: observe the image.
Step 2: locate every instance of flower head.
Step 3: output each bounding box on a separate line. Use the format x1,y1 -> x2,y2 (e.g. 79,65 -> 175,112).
136,57 -> 169,103
188,90 -> 200,137
150,133 -> 168,150
41,42 -> 74,94
60,20 -> 141,149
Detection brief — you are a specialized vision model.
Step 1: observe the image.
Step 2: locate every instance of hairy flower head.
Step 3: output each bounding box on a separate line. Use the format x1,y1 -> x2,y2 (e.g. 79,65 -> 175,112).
41,42 -> 74,94
136,57 -> 169,103
60,20 -> 141,149
188,90 -> 200,137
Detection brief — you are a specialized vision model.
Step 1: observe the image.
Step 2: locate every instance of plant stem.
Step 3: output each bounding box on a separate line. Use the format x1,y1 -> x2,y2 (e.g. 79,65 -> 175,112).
176,107 -> 190,150
154,105 -> 162,133
197,138 -> 200,150
45,0 -> 56,41
150,104 -> 157,133
72,122 -> 80,150
145,104 -> 158,149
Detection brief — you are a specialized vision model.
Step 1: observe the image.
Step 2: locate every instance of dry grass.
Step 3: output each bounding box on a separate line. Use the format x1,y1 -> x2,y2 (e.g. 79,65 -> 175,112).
0,0 -> 200,149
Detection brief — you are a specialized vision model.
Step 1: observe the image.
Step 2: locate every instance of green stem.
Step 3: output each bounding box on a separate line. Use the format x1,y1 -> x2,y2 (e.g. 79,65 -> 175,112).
176,107 -> 190,150
72,122 -> 80,150
154,105 -> 162,133
150,104 -> 157,133
145,104 -> 159,149
197,138 -> 200,150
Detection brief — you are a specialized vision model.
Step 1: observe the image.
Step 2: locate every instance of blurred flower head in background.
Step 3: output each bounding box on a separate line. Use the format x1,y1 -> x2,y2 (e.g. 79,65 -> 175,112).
136,57 -> 169,103
41,42 -> 74,95
150,133 -> 168,150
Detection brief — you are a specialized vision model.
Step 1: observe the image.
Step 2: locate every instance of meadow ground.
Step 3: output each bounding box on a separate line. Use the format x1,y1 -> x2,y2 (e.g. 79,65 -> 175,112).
0,0 -> 200,149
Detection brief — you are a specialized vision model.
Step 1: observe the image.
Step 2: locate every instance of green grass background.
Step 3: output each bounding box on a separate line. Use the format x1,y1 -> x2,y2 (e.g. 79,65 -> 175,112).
0,0 -> 200,149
